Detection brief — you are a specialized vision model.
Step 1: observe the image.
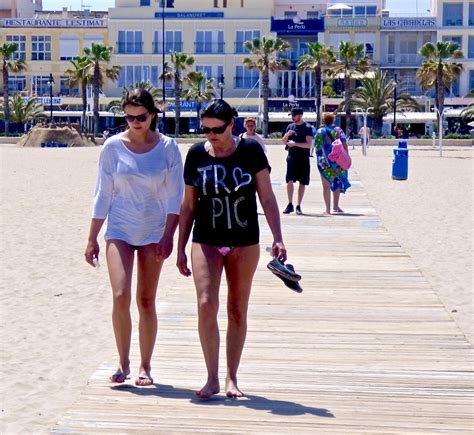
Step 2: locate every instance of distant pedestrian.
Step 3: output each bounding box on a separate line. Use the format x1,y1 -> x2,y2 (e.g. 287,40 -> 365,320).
358,125 -> 371,147
240,117 -> 267,153
281,108 -> 314,215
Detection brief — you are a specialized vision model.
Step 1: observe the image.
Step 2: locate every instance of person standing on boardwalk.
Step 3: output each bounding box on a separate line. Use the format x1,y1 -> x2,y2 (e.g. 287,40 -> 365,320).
177,100 -> 286,399
359,125 -> 371,148
240,117 -> 267,153
314,112 -> 351,214
84,88 -> 184,386
281,107 -> 314,215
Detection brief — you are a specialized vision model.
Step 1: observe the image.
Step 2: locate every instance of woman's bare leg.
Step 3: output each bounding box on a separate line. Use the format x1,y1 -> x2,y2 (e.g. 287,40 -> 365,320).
320,175 -> 331,214
135,243 -> 163,386
333,189 -> 343,212
106,240 -> 135,383
191,243 -> 224,398
223,244 -> 260,397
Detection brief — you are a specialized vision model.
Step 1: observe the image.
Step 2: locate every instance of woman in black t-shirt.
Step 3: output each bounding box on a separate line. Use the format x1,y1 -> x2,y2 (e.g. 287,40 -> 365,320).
177,100 -> 286,399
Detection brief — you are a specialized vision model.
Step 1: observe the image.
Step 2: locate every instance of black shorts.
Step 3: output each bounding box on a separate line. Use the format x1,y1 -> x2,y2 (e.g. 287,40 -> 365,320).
286,153 -> 310,185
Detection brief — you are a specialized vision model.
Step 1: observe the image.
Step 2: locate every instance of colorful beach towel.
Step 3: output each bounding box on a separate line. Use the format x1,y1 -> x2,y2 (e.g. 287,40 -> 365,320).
314,126 -> 351,193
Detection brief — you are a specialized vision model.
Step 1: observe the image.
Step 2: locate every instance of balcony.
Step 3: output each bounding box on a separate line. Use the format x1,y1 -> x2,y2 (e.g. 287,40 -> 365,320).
152,42 -> 183,54
195,42 -> 225,54
115,42 -> 143,54
383,53 -> 421,66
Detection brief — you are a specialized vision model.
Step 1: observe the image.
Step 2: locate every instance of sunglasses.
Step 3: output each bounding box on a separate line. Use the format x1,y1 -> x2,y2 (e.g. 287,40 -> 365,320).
201,123 -> 229,135
124,112 -> 149,123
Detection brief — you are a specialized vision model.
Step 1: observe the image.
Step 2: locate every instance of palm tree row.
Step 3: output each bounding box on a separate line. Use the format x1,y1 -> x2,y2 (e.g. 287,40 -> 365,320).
2,38 -> 465,137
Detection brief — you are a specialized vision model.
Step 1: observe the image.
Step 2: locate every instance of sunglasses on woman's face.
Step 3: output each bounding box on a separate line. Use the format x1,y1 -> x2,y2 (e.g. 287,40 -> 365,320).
201,123 -> 229,135
124,112 -> 149,123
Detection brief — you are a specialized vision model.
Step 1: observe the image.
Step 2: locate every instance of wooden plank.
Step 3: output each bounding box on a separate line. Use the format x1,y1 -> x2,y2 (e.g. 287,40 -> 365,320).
54,148 -> 473,434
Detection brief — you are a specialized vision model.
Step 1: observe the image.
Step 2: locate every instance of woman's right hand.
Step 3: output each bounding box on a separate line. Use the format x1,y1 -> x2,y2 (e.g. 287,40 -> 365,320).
177,250 -> 192,277
84,239 -> 100,267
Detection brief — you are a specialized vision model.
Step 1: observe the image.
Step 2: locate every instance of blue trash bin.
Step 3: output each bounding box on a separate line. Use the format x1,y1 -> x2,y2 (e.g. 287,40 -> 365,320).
392,141 -> 408,180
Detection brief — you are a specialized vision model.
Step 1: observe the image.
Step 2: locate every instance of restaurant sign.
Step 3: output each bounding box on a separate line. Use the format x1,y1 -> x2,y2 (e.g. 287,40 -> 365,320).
381,18 -> 437,29
3,18 -> 107,27
337,18 -> 368,27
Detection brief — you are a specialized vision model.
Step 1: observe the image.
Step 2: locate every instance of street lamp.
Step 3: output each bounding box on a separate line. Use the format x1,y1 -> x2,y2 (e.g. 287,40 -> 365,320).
218,73 -> 225,100
392,72 -> 397,137
434,107 -> 448,157
47,73 -> 54,124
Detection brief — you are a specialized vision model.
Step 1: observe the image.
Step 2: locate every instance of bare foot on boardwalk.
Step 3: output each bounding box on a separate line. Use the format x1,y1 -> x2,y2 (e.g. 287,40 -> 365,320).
195,379 -> 220,399
225,377 -> 244,398
135,369 -> 154,386
333,207 -> 344,213
109,367 -> 130,383
322,211 -> 331,216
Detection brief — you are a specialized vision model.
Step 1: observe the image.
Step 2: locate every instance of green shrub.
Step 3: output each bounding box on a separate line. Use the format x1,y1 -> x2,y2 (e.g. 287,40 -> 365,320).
445,134 -> 472,139
268,132 -> 282,139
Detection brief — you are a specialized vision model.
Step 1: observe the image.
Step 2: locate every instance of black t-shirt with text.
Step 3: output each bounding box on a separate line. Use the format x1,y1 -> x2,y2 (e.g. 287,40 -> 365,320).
285,122 -> 313,158
183,138 -> 270,247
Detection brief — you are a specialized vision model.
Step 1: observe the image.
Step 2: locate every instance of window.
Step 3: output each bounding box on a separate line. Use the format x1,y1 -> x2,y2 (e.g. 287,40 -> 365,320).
32,76 -> 51,96
235,30 -> 260,54
31,35 -> 51,61
355,33 -> 375,59
442,35 -> 462,50
195,30 -> 224,54
469,70 -> 474,91
469,36 -> 474,58
196,65 -> 224,81
470,3 -> 474,25
60,76 -> 79,96
140,0 -> 150,5
306,11 -> 320,19
328,33 -> 350,52
443,3 -> 463,26
8,76 -> 26,92
60,35 -> 79,61
84,35 -> 103,49
235,65 -> 258,88
6,35 -> 26,60
117,31 -> 143,54
366,6 -> 376,16
118,65 -> 162,89
153,30 -> 183,53
354,6 -> 365,16
284,11 -> 297,19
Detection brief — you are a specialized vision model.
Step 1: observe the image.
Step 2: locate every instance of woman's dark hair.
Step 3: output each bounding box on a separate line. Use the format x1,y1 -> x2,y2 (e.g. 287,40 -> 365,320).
200,99 -> 238,125
122,88 -> 160,131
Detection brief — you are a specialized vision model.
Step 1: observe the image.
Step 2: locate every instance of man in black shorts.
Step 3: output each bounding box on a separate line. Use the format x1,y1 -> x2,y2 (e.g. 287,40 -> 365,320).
281,108 -> 314,215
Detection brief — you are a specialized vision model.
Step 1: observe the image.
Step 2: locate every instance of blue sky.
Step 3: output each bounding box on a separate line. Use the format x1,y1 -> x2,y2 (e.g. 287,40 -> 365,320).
43,0 -> 433,15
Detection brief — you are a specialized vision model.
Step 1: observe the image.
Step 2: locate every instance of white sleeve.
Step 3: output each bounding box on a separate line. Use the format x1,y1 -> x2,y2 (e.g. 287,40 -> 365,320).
163,139 -> 184,215
92,143 -> 114,219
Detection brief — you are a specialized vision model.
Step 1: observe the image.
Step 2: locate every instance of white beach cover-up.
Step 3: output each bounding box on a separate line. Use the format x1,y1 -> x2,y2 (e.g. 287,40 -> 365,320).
92,134 -> 184,246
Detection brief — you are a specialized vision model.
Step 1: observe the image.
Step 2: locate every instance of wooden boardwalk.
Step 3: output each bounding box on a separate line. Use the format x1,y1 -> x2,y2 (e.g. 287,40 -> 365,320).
55,152 -> 473,434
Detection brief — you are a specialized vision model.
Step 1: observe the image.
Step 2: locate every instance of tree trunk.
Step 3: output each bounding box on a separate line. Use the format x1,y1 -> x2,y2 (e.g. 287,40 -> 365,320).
93,64 -> 100,138
81,83 -> 87,133
196,96 -> 201,133
3,66 -> 10,136
344,73 -> 351,132
174,74 -> 180,136
262,70 -> 269,138
437,62 -> 444,115
315,66 -> 322,128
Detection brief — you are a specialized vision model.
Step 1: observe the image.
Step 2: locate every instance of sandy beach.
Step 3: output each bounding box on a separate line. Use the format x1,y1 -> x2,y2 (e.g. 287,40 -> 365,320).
0,142 -> 472,433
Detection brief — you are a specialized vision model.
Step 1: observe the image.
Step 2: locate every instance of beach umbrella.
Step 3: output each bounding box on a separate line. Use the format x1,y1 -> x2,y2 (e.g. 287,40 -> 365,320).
327,3 -> 353,17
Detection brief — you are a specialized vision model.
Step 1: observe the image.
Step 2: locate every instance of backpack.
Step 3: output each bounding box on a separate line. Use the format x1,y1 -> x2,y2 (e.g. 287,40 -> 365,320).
327,127 -> 351,170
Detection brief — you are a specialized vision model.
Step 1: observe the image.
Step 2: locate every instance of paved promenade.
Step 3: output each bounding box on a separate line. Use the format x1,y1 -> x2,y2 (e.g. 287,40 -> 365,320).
54,147 -> 473,433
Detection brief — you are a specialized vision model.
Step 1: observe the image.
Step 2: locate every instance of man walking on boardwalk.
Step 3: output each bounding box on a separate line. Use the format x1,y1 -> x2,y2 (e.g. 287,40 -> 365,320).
281,107 -> 314,215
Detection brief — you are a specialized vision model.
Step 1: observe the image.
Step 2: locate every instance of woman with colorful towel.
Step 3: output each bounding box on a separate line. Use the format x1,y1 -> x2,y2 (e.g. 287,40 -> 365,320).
314,112 -> 351,215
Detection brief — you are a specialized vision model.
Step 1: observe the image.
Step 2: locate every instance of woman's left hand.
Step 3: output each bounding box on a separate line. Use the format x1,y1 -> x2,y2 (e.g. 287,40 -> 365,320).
272,241 -> 287,262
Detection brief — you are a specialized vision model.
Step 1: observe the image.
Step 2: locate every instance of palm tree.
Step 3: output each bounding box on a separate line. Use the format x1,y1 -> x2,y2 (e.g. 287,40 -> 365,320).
417,41 -> 464,116
6,94 -> 45,132
83,43 -> 121,137
1,42 -> 27,136
183,71 -> 217,132
461,103 -> 473,122
64,55 -> 91,133
327,41 -> 370,131
122,81 -> 162,106
243,36 -> 290,137
297,42 -> 335,129
161,51 -> 195,136
351,70 -> 420,136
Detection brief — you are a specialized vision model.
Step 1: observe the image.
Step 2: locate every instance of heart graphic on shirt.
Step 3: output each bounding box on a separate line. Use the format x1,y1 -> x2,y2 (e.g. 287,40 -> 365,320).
233,167 -> 252,191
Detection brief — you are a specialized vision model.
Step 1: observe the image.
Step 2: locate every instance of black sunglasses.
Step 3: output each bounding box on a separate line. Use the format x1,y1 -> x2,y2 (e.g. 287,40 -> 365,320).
124,113 -> 149,123
201,123 -> 229,135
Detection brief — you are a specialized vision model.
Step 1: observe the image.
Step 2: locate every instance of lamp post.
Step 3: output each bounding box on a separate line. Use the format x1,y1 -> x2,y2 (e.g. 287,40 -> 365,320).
434,107 -> 447,157
47,73 -> 54,124
392,73 -> 397,137
161,0 -> 166,134
218,73 -> 225,100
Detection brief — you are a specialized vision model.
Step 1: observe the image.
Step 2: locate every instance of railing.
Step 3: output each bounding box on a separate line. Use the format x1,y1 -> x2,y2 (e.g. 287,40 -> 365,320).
383,54 -> 421,65
115,42 -> 143,54
152,42 -> 183,54
194,42 -> 225,54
